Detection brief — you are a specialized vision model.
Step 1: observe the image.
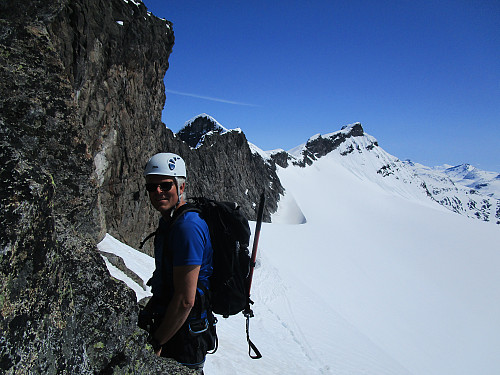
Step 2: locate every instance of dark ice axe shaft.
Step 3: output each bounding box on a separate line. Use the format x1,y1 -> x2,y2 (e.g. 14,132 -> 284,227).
243,191 -> 265,359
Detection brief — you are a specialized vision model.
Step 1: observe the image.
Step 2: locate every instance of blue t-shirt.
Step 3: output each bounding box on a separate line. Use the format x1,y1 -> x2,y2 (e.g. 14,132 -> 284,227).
150,211 -> 213,305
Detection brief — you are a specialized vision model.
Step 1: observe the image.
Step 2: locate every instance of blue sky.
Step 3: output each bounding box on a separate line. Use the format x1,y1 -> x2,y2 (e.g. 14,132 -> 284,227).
142,0 -> 499,172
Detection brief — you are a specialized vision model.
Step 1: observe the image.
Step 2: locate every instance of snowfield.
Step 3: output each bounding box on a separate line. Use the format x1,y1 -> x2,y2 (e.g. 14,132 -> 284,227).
98,151 -> 500,374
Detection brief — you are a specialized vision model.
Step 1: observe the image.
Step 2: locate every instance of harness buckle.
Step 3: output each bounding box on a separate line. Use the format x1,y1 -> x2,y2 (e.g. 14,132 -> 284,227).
188,318 -> 209,335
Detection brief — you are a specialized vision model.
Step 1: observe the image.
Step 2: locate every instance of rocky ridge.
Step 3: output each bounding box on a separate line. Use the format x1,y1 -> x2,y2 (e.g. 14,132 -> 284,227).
270,122 -> 371,168
175,114 -> 283,225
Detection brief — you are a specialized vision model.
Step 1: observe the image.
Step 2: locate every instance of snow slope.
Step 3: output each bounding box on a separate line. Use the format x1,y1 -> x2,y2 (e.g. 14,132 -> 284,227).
98,149 -> 500,374
265,155 -> 500,375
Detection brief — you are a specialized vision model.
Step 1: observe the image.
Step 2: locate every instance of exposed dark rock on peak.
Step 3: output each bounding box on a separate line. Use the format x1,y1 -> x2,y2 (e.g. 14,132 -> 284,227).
270,123 -> 371,168
341,122 -> 364,136
294,122 -> 370,167
177,113 -> 227,148
270,150 -> 294,168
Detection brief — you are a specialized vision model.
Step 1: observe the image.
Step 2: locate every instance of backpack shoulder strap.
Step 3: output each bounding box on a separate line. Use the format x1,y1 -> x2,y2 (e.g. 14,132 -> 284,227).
170,203 -> 201,226
139,203 -> 201,249
139,229 -> 158,249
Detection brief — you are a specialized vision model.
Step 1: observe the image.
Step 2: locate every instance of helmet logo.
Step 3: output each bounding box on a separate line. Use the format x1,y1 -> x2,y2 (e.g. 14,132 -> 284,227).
168,157 -> 178,171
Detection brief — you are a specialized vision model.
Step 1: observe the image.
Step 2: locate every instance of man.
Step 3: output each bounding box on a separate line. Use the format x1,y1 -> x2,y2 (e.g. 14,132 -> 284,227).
142,152 -> 215,372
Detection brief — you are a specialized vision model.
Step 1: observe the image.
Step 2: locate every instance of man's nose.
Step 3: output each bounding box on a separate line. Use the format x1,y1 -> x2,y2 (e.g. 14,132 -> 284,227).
148,185 -> 162,194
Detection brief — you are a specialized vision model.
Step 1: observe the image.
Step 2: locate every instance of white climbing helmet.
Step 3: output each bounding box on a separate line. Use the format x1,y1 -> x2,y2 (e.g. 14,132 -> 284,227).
143,153 -> 186,178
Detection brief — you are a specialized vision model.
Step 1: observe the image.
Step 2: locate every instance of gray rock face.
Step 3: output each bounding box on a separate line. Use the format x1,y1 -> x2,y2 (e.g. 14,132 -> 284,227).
0,0 -> 191,373
48,0 -> 176,254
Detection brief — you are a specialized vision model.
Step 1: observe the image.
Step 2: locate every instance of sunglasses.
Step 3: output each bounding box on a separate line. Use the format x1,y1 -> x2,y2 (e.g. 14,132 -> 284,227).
145,181 -> 174,192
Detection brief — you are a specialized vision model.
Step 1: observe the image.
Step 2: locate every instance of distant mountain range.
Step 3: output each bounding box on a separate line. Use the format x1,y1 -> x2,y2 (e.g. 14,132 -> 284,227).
180,114 -> 500,226
430,163 -> 500,200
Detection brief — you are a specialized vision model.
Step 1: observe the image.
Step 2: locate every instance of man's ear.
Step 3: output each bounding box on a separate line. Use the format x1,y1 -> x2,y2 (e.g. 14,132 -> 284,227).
179,181 -> 186,195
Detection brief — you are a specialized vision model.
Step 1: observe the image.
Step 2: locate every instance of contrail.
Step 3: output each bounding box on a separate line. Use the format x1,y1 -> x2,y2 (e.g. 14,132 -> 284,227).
166,89 -> 258,107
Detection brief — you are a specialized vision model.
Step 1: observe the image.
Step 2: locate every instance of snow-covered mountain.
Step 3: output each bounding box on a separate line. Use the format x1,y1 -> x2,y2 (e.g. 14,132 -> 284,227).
405,162 -> 500,224
437,163 -> 500,200
268,123 -> 500,226
98,120 -> 500,374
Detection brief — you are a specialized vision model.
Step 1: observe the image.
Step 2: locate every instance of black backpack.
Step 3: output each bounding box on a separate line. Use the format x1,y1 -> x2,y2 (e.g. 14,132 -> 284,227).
181,197 -> 252,318
141,196 -> 262,358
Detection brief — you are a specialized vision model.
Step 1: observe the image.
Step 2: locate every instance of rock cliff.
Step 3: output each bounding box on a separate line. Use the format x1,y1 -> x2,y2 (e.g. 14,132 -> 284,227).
0,0 -> 190,373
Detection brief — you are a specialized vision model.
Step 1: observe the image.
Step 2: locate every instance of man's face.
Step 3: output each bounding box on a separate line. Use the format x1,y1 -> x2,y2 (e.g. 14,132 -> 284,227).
145,175 -> 183,217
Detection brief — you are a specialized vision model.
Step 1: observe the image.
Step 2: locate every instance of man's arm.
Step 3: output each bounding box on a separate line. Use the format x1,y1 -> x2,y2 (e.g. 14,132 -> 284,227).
153,264 -> 200,355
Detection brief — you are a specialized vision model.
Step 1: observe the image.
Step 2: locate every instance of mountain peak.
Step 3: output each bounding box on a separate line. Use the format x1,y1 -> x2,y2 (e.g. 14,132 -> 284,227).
176,113 -> 229,148
444,163 -> 478,180
285,122 -> 371,167
340,122 -> 364,134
